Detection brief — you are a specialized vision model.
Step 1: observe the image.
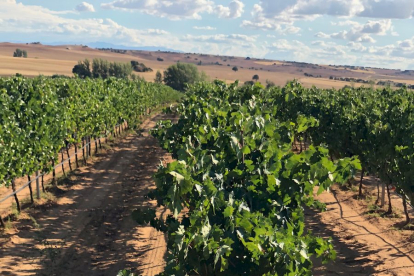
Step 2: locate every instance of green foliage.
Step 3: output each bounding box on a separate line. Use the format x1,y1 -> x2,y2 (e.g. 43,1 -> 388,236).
92,58 -> 132,79
73,59 -> 133,79
117,270 -> 135,276
244,80 -> 255,86
0,76 -> 180,188
163,63 -> 208,91
268,80 -> 414,208
13,49 -> 27,58
265,80 -> 275,89
72,59 -> 92,78
154,70 -> 163,84
136,81 -> 359,276
131,61 -> 153,72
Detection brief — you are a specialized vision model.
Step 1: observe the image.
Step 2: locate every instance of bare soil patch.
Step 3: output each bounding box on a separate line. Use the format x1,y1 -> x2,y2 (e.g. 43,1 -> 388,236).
0,113 -> 174,276
309,177 -> 414,276
1,112 -> 413,276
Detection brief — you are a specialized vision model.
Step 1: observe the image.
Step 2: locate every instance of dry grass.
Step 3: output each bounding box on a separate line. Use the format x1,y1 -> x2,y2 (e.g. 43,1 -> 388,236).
2,42 -> 414,89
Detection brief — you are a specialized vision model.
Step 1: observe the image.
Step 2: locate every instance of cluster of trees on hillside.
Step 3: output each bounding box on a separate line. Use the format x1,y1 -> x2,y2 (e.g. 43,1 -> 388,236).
72,59 -> 132,79
304,72 -> 322,78
96,48 -> 127,54
13,49 -> 27,58
377,80 -> 414,89
130,61 -> 153,72
329,76 -> 373,84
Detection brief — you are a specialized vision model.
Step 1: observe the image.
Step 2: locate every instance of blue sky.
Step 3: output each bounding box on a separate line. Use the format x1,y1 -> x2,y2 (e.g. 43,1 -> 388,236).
1,0 -> 414,69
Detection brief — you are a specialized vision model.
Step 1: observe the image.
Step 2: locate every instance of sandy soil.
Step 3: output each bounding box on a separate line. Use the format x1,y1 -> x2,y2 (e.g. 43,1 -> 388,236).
0,113 -> 413,276
309,178 -> 414,276
0,123 -> 127,218
0,113 -> 173,276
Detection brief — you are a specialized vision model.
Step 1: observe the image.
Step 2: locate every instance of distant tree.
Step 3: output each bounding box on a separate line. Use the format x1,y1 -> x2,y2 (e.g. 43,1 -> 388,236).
51,74 -> 71,79
163,63 -> 207,91
73,58 -> 132,79
244,80 -> 255,86
72,59 -> 92,78
232,66 -> 238,72
131,60 -> 153,72
157,57 -> 164,62
265,79 -> 275,89
13,48 -> 27,58
154,70 -> 163,84
92,58 -> 110,79
246,57 -> 251,60
90,59 -> 132,79
252,74 -> 259,82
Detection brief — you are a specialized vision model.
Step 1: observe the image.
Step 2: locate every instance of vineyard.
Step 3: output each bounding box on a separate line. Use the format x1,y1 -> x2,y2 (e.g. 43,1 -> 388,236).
1,77 -> 413,275
132,80 -> 414,275
0,76 -> 180,226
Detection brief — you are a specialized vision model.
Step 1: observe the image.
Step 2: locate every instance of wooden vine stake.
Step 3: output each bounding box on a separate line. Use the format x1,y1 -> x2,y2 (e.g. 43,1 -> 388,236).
66,146 -> 72,171
61,151 -> 66,177
402,195 -> 411,227
95,137 -> 98,155
41,174 -> 45,192
0,215 -> 5,228
82,138 -> 87,165
358,167 -> 365,197
52,159 -> 56,186
27,175 -> 34,204
74,143 -> 79,168
36,171 -> 40,199
386,183 -> 393,214
88,136 -> 92,157
11,179 -> 21,213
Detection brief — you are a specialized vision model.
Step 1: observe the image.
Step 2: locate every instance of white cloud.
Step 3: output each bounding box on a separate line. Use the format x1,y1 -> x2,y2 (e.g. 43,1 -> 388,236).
243,0 -> 414,32
241,4 -> 301,34
183,34 -> 257,43
101,0 -> 215,20
0,1 -> 268,59
193,26 -> 216,30
101,0 -> 245,20
0,0 -> 179,47
315,32 -> 330,39
360,19 -> 392,35
359,0 -> 414,19
316,19 -> 392,43
215,0 -> 244,19
75,2 -> 95,12
292,0 -> 364,17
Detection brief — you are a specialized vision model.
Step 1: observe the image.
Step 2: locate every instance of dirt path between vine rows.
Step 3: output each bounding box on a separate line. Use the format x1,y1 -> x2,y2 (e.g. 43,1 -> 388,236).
309,185 -> 414,276
0,113 -> 174,276
1,112 -> 414,276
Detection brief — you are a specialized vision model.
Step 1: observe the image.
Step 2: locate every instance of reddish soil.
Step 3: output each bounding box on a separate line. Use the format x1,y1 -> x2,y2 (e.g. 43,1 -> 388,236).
0,113 -> 173,276
0,123 -> 127,219
309,178 -> 414,276
0,114 -> 413,276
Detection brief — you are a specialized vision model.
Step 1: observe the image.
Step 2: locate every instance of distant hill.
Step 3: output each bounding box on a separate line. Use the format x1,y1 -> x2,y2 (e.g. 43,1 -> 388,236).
86,42 -> 183,53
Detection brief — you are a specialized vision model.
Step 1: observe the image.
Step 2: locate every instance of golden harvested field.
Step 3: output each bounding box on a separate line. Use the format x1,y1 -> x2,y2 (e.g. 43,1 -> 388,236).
1,42 -> 414,89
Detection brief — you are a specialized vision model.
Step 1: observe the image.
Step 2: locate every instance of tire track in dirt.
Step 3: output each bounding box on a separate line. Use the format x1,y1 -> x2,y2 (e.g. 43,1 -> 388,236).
0,113 -> 175,276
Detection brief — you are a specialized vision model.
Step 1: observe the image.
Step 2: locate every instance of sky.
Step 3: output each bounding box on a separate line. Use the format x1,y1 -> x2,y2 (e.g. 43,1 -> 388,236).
1,0 -> 414,69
